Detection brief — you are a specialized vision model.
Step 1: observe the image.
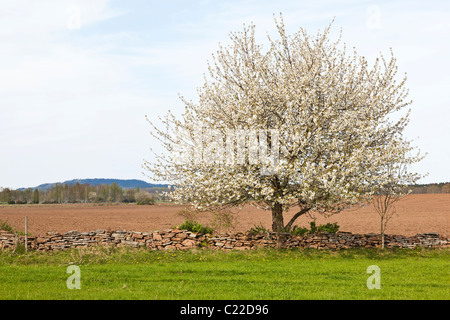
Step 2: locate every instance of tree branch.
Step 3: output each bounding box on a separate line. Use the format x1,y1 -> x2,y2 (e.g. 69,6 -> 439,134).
284,206 -> 311,231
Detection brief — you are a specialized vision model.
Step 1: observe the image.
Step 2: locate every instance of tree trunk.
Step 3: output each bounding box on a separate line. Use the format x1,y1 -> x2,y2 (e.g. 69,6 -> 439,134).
271,203 -> 284,233
271,203 -> 286,247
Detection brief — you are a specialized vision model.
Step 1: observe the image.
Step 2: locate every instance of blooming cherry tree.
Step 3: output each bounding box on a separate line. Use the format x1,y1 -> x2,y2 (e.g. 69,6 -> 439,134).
144,16 -> 424,233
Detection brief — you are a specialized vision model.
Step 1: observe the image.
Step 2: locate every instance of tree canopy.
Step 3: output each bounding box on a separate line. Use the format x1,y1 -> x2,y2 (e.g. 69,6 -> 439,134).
144,15 -> 424,232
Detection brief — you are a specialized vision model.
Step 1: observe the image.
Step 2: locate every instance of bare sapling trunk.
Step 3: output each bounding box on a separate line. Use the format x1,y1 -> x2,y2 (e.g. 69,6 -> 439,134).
380,214 -> 385,249
373,193 -> 400,249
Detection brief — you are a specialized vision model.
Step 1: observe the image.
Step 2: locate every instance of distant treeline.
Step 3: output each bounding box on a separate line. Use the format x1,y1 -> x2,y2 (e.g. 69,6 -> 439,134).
410,182 -> 450,194
0,182 -> 169,205
0,182 -> 448,205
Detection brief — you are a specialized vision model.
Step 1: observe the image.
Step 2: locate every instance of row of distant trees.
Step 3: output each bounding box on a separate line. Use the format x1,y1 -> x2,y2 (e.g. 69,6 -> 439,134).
410,183 -> 450,194
0,182 -> 448,205
0,183 -> 169,205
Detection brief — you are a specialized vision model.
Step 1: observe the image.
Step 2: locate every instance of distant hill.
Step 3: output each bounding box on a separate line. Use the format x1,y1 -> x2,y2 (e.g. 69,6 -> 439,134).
21,179 -> 168,191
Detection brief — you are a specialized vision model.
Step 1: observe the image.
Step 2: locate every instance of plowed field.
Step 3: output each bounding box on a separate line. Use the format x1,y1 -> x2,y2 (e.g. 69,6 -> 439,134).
0,194 -> 448,237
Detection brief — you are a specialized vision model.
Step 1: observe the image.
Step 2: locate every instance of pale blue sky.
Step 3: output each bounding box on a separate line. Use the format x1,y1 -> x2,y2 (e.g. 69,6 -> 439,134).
1,0 -> 449,189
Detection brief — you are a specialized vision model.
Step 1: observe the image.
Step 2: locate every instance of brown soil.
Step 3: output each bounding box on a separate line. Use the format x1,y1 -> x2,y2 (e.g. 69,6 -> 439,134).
0,194 -> 448,237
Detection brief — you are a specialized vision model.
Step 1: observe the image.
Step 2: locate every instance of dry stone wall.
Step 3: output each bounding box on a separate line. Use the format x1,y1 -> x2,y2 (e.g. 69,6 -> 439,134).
1,228 -> 448,251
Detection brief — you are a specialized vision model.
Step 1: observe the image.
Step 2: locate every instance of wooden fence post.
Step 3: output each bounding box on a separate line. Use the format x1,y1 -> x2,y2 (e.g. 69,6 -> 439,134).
25,216 -> 28,253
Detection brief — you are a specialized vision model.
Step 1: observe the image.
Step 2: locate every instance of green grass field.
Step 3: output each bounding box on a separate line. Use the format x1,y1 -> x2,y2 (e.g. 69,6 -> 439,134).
0,247 -> 448,300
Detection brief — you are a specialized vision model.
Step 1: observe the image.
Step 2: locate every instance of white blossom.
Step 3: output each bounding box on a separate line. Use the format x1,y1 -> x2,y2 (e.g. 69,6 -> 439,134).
143,15 -> 424,232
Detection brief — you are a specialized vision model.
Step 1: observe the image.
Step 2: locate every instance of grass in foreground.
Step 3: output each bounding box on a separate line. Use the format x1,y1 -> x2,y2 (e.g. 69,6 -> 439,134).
0,247 -> 448,300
